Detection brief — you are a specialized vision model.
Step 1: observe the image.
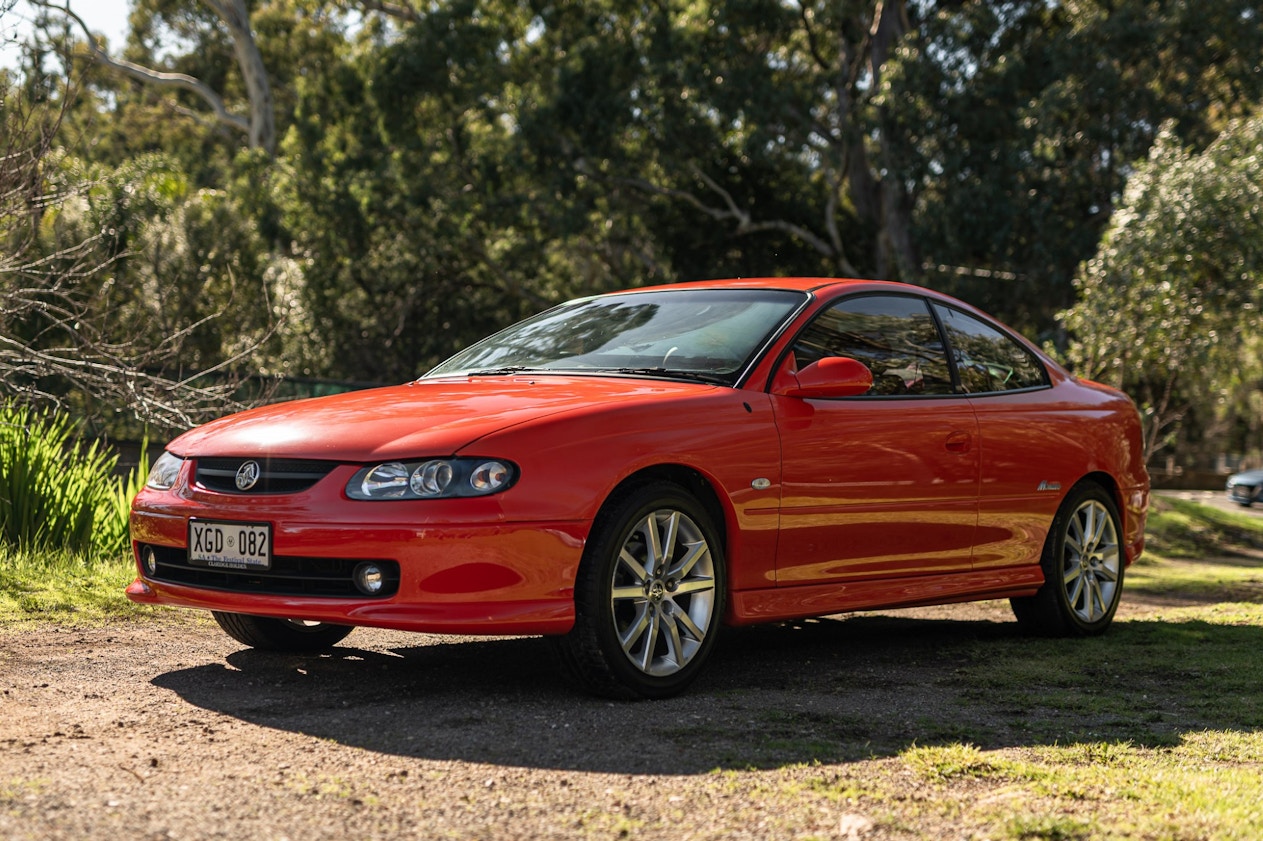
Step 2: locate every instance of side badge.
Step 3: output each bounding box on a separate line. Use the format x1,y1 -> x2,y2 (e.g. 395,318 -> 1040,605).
1036,480 -> 1062,492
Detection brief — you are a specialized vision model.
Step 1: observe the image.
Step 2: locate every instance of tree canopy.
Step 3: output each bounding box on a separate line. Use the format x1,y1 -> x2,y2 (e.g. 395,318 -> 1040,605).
1061,116 -> 1263,460
2,0 -> 1261,458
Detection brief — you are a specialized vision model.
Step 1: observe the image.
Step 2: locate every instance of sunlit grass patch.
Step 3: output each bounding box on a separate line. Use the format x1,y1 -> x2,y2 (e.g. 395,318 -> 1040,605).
1144,496 -> 1263,560
901,743 -> 1003,782
828,733 -> 1263,839
0,547 -> 152,627
1126,554 -> 1263,604
1001,735 -> 1263,839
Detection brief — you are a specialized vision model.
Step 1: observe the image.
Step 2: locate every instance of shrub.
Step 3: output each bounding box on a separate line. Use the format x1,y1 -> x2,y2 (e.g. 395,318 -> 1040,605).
0,404 -> 144,559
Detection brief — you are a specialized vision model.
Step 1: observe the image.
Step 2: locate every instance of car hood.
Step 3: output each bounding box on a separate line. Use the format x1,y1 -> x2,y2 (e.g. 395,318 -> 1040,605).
168,375 -> 717,461
1230,468 -> 1263,483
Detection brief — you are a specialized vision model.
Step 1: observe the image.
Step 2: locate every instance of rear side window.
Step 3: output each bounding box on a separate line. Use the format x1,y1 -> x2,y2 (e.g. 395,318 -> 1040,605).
933,304 -> 1049,393
791,295 -> 954,396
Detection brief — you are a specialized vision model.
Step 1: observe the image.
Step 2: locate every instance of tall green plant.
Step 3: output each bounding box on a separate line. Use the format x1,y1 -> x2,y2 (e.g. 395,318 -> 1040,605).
0,404 -> 141,558
95,439 -> 150,560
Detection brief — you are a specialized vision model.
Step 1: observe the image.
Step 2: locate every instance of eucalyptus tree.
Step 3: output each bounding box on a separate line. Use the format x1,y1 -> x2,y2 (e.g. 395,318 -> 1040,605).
31,0 -> 276,154
1060,116 -> 1263,460
873,0 -> 1263,329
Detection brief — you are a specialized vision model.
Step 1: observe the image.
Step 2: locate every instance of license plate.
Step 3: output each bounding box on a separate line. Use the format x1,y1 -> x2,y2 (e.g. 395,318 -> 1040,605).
188,520 -> 272,570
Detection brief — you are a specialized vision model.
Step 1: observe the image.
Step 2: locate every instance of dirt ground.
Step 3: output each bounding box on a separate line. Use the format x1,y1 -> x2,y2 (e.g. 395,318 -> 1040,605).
3,582 -> 1222,841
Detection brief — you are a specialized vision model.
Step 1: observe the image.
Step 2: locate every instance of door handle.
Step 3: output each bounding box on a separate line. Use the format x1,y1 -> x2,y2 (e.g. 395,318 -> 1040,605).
945,431 -> 972,453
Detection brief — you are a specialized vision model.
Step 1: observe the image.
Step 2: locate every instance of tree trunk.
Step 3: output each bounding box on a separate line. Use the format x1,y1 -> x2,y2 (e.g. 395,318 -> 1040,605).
203,0 -> 276,156
867,0 -> 920,282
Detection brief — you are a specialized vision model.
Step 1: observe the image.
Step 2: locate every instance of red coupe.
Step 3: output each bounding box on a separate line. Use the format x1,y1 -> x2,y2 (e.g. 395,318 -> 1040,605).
128,278 -> 1149,698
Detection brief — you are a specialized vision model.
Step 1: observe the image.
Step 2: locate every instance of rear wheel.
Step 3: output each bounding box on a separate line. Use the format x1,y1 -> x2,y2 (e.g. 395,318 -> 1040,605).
212,612 -> 354,651
1011,482 -> 1124,636
555,482 -> 725,699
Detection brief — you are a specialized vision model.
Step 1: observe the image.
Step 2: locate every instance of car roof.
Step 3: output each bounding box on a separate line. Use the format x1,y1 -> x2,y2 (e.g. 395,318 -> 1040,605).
625,277 -> 913,294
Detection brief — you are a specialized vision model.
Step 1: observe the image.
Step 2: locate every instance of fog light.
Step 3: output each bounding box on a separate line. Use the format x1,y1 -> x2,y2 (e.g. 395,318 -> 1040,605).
353,562 -> 385,595
143,547 -> 158,576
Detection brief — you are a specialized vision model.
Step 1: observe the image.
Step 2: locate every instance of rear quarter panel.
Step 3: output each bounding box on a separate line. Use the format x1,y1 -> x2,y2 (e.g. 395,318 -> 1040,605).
969,374 -> 1147,570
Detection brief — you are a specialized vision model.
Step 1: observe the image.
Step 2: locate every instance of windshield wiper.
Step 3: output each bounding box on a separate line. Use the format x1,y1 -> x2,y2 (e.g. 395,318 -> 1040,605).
465,366 -> 540,376
614,367 -> 729,385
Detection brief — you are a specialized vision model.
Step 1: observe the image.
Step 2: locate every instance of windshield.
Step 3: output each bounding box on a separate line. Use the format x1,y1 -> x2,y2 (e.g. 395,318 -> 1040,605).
424,287 -> 807,386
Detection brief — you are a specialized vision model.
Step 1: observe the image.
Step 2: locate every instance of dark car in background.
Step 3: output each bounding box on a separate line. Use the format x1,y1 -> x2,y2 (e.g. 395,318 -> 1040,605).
1227,469 -> 1263,507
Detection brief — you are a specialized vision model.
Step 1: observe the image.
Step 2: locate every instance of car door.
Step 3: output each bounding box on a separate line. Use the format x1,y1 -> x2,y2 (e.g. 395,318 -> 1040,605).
930,303 -> 1065,571
770,293 -> 980,585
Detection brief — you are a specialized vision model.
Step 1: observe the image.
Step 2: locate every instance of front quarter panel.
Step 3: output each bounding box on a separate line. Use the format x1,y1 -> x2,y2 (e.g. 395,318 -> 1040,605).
466,387 -> 783,593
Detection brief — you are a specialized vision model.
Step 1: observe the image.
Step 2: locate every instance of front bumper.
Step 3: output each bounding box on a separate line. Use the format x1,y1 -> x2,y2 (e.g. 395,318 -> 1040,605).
1227,482 -> 1260,506
129,499 -> 586,636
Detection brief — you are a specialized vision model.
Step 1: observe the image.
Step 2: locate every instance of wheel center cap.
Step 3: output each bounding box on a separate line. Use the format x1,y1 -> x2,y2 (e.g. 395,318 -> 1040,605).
647,580 -> 666,602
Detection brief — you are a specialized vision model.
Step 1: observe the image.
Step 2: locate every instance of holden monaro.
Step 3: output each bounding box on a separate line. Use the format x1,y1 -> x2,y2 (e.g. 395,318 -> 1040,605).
128,278 -> 1149,698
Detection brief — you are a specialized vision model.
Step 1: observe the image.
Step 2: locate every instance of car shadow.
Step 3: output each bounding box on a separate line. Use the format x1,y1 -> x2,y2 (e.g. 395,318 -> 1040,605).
150,613 -> 1263,774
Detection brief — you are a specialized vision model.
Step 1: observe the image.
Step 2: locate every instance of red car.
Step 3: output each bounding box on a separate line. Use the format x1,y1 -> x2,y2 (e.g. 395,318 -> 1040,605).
128,278 -> 1149,698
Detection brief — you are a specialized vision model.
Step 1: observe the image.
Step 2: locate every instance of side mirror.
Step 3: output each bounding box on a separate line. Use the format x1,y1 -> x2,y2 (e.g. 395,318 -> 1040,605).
772,356 -> 873,399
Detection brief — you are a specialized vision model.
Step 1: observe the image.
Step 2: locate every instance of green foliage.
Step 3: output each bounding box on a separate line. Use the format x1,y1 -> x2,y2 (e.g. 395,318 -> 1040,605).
49,152 -> 285,377
0,404 -> 143,558
1060,116 -> 1263,457
95,439 -> 150,562
889,1 -> 1263,331
12,0 -> 1263,439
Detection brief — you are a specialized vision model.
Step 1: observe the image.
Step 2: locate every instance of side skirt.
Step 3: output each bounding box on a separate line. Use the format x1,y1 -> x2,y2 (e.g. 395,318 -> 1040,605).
726,567 -> 1045,626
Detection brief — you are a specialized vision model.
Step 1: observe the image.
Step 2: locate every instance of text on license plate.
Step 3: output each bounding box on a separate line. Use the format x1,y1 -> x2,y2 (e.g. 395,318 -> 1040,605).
188,520 -> 272,570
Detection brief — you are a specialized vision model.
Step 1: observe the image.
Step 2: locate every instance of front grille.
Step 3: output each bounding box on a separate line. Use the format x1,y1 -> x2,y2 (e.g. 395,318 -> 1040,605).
195,457 -> 339,495
141,543 -> 400,598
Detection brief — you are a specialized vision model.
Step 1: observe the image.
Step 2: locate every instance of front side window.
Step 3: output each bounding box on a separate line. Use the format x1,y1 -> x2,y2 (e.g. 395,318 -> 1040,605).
933,304 -> 1048,393
790,295 -> 954,396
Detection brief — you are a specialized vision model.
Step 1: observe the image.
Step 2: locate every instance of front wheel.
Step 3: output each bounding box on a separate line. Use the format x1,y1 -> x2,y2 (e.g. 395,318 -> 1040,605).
1011,482 -> 1125,636
555,482 -> 725,699
212,612 -> 354,651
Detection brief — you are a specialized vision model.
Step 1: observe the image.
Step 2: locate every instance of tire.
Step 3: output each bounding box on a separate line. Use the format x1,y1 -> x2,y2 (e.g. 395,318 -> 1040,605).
1011,482 -> 1125,636
212,611 -> 353,652
555,481 -> 726,700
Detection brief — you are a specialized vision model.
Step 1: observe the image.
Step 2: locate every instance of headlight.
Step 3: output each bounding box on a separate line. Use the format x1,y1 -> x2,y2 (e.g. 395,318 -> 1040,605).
347,458 -> 517,500
145,451 -> 184,490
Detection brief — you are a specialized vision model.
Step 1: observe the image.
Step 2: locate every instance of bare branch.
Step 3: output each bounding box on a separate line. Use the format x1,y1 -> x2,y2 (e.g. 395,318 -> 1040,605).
921,263 -> 1022,281
796,4 -> 833,73
584,157 -> 859,275
1,67 -> 274,432
31,0 -> 277,153
688,167 -> 850,266
34,0 -> 249,137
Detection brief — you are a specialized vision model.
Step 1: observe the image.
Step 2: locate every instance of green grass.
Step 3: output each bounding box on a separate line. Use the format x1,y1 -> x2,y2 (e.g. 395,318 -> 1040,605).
1144,495 -> 1263,559
0,547 -> 151,626
0,405 -> 154,626
766,589 -> 1263,839
868,729 -> 1263,840
0,404 -> 129,555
